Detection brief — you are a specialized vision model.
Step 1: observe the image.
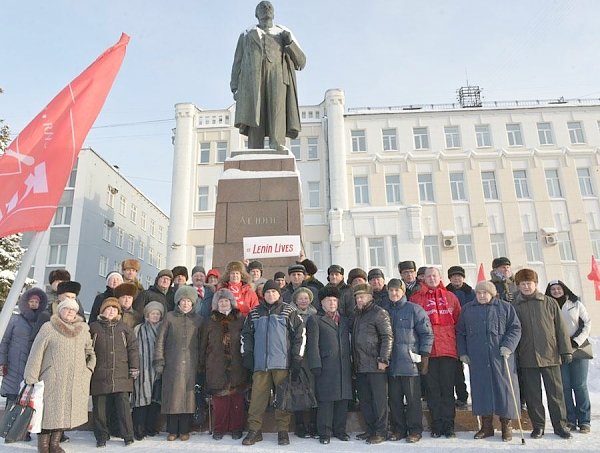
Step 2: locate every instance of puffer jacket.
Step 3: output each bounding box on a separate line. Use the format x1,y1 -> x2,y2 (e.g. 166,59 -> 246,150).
351,301 -> 393,373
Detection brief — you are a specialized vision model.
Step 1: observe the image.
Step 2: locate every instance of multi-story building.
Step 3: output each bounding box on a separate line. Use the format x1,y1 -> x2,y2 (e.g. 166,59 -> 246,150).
168,89 -> 600,331
23,148 -> 169,311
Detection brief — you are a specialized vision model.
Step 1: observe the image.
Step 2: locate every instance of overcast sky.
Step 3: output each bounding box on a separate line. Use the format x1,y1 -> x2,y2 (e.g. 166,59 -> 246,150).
2,0 -> 599,214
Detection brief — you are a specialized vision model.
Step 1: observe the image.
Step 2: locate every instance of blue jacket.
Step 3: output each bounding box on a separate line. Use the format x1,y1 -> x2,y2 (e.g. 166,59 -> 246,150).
446,282 -> 476,307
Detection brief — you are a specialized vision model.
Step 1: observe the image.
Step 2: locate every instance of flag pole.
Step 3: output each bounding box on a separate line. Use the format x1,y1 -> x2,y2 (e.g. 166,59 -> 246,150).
0,231 -> 45,340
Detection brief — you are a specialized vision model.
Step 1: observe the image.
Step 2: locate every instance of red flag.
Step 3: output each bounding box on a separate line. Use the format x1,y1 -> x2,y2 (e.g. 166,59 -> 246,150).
477,263 -> 486,283
0,33 -> 129,237
587,255 -> 600,301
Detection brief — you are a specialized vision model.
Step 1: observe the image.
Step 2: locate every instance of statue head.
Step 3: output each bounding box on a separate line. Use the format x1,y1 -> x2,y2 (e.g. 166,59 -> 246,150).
255,1 -> 274,21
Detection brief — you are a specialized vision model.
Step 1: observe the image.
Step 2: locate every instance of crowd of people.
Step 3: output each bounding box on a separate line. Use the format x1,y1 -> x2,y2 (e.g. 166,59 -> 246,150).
0,254 -> 592,451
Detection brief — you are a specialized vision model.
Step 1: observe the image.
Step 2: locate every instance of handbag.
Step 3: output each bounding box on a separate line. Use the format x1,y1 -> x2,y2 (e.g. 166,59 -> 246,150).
572,339 -> 594,360
274,368 -> 317,412
0,385 -> 35,443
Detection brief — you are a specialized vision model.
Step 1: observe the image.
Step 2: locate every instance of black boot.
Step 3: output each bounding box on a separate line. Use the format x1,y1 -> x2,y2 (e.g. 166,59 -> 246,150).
474,416 -> 494,439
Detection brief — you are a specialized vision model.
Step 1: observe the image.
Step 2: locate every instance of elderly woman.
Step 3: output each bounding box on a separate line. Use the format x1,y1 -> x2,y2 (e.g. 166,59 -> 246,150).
198,288 -> 247,440
545,280 -> 592,434
217,261 -> 258,316
24,296 -> 96,453
132,301 -> 165,440
456,281 -> 522,442
154,286 -> 202,441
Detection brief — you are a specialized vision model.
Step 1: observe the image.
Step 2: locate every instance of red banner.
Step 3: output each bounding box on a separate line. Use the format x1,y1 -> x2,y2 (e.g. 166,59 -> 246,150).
587,255 -> 600,301
477,263 -> 486,283
0,33 -> 129,237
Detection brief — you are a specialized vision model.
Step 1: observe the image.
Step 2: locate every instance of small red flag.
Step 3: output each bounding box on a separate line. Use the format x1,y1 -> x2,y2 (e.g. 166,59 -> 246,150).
0,33 -> 129,237
587,255 -> 600,301
477,263 -> 486,283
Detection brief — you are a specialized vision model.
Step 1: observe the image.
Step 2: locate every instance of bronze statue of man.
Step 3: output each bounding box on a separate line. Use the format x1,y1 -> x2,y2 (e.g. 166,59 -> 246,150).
230,1 -> 306,151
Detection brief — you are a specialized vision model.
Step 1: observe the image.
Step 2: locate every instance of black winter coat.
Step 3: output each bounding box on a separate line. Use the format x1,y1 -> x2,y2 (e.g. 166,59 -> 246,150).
88,286 -> 115,324
351,302 -> 393,373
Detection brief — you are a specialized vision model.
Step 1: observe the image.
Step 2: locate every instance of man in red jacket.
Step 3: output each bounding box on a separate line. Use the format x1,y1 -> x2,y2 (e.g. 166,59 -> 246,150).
410,267 -> 461,438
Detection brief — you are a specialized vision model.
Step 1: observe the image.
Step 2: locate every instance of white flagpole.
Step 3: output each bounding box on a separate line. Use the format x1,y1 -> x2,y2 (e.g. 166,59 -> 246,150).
0,231 -> 45,340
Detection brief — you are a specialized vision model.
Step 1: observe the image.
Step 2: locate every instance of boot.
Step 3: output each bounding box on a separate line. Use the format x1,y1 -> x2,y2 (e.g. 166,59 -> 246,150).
49,431 -> 66,453
474,416 -> 494,439
500,418 -> 512,442
37,432 -> 51,453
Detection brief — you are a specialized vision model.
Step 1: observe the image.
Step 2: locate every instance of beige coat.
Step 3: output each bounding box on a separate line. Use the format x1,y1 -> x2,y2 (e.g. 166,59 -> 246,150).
24,314 -> 96,430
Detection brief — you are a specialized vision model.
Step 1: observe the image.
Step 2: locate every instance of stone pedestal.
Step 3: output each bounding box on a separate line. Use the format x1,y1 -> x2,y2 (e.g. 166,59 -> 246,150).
212,150 -> 303,278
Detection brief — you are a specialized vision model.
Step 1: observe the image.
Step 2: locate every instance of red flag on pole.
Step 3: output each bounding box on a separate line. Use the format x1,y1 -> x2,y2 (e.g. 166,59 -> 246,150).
587,255 -> 600,301
477,263 -> 486,283
0,33 -> 129,237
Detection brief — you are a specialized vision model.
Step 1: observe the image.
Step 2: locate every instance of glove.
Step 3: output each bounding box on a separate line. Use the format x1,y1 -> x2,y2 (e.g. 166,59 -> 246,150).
571,338 -> 579,349
460,355 -> 470,365
419,356 -> 429,375
0,365 -> 7,376
500,347 -> 512,358
561,353 -> 573,365
242,354 -> 254,371
154,365 -> 164,375
129,368 -> 139,379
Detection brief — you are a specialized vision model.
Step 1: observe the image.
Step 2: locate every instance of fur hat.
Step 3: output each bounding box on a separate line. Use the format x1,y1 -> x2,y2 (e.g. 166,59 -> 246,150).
56,281 -> 81,296
175,285 -> 198,306
514,268 -> 538,285
247,260 -> 263,273
319,286 -> 340,302
353,283 -> 373,297
300,259 -> 318,276
292,287 -> 314,304
171,266 -> 189,280
207,268 -> 220,279
262,279 -> 281,295
192,265 -> 206,276
114,282 -> 138,298
417,266 -> 427,277
475,281 -> 497,298
274,271 -> 286,280
288,264 -> 307,275
327,264 -> 344,276
121,259 -> 140,272
347,268 -> 367,285
156,269 -> 173,280
492,257 -> 511,269
144,301 -> 165,318
222,261 -> 249,284
212,288 -> 237,311
106,271 -> 123,285
367,268 -> 384,281
57,297 -> 80,313
99,297 -> 122,315
387,278 -> 406,293
48,269 -> 71,284
447,265 -> 466,278
397,261 -> 416,273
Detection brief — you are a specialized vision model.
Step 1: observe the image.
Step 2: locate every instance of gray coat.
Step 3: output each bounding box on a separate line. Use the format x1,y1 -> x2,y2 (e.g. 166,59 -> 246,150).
0,288 -> 48,396
24,314 -> 96,430
351,302 -> 393,373
153,307 -> 202,414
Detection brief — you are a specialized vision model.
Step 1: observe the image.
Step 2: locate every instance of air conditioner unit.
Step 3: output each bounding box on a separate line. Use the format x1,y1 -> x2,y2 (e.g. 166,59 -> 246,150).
544,234 -> 558,246
441,230 -> 457,248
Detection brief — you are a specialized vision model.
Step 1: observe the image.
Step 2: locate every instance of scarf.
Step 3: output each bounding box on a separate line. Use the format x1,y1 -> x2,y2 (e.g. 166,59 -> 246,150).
325,311 -> 340,325
132,320 -> 160,407
422,286 -> 454,326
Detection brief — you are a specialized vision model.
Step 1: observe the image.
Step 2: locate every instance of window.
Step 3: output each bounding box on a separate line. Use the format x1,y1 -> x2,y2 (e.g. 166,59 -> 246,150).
138,241 -> 145,260
457,235 -> 474,264
385,174 -> 402,204
418,173 -> 434,202
568,121 -> 585,144
197,186 -> 209,211
116,227 -> 125,248
355,237 -> 362,268
307,137 -> 318,160
578,168 -> 595,196
67,167 -> 77,188
351,130 -> 366,152
199,142 -> 210,164
506,123 -> 523,146
102,223 -> 112,242
423,235 -> 440,265
130,204 -> 137,224
150,219 -> 156,237
290,139 -> 301,160
311,242 -> 323,269
106,187 -> 115,208
558,232 -> 575,261
99,255 -> 108,277
148,248 -> 156,267
392,236 -> 400,266
113,260 -> 120,272
157,253 -> 163,269
475,125 -> 492,147
119,195 -> 126,216
308,181 -> 320,208
368,237 -> 385,267
53,206 -> 72,225
524,232 -> 542,262
481,171 -> 499,200
145,275 -> 153,288
382,128 -> 397,151
48,244 -> 67,265
449,172 -> 466,201
490,233 -> 507,258
127,234 -> 135,255
591,231 -> 600,259
444,126 -> 461,148
513,170 -> 530,199
195,246 -> 205,267
537,122 -> 554,145
354,176 -> 369,205
545,169 -> 563,198
413,127 -> 429,150
158,225 -> 164,242
140,212 -> 147,231
216,141 -> 227,162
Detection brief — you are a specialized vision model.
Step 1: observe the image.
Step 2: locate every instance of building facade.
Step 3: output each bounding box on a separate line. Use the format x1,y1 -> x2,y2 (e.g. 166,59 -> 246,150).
168,90 -> 600,331
23,148 -> 169,311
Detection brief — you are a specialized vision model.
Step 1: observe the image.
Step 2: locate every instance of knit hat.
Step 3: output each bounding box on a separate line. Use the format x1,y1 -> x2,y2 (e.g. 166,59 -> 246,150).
447,265 -> 466,278
347,268 -> 367,285
288,264 -> 307,275
156,269 -> 173,280
262,279 -> 281,295
206,268 -> 220,279
212,288 -> 237,311
121,259 -> 140,272
417,266 -> 427,277
57,297 -> 79,313
247,260 -> 263,273
48,269 -> 71,284
353,283 -> 373,297
475,281 -> 497,298
514,268 -> 538,285
99,297 -> 122,315
274,271 -> 286,280
114,282 -> 138,298
319,286 -> 340,302
171,266 -> 189,280
56,281 -> 81,296
175,285 -> 198,305
367,268 -> 384,280
144,301 -> 165,318
492,257 -> 511,269
327,264 -> 344,276
106,271 -> 122,284
300,259 -> 318,276
387,278 -> 406,293
292,287 -> 314,304
192,265 -> 206,276
397,261 -> 416,273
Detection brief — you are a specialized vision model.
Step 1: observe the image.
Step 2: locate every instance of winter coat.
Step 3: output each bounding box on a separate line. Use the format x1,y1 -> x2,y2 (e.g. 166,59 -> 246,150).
513,291 -> 572,368
380,296 -> 434,377
120,307 -> 143,330
218,282 -> 258,316
241,299 -> 305,371
31,296 -> 86,340
281,283 -> 318,310
410,283 -> 461,359
24,314 -> 96,430
305,276 -> 325,292
132,320 -> 161,407
456,298 -> 522,418
88,286 -> 115,324
89,316 -> 139,395
306,313 -> 353,402
372,285 -> 388,307
560,299 -> 591,346
323,282 -> 355,317
198,309 -> 247,395
351,301 -> 393,373
0,288 -> 48,396
446,282 -> 476,307
192,285 -> 215,318
134,284 -> 172,314
489,272 -> 517,303
291,303 -> 316,392
405,281 -> 421,300
153,307 -> 202,414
